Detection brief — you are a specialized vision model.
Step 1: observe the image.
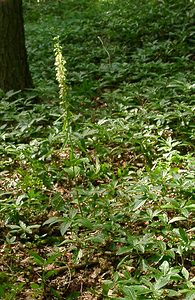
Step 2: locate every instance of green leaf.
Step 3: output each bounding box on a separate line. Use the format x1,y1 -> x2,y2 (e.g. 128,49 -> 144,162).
154,276 -> 170,290
95,156 -> 101,174
60,221 -> 71,235
116,246 -> 133,255
7,225 -> 21,230
133,199 -> 146,211
29,251 -> 45,266
182,267 -> 189,281
44,269 -> 57,280
168,216 -> 186,224
50,287 -> 61,298
122,286 -> 137,299
51,192 -> 65,211
188,227 -> 195,232
159,261 -> 169,275
77,218 -> 93,229
179,228 -> 189,244
136,243 -> 145,253
130,285 -> 150,295
102,280 -> 114,295
185,204 -> 195,211
0,272 -> 9,284
167,289 -> 182,298
166,249 -> 175,259
30,283 -> 41,290
25,227 -> 33,234
64,166 -> 80,178
190,241 -> 195,247
29,224 -> 41,229
16,194 -> 26,205
6,236 -> 16,244
46,253 -> 61,265
185,290 -> 195,300
43,216 -> 62,226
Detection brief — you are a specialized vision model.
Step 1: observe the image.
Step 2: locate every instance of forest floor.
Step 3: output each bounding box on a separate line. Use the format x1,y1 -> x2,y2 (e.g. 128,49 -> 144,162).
0,0 -> 195,299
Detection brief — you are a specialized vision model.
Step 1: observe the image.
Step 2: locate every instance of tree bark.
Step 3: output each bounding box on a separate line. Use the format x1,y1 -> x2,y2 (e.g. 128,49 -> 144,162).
0,0 -> 33,92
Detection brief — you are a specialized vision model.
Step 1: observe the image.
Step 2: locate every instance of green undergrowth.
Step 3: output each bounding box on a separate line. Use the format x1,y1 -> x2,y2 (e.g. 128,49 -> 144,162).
0,0 -> 195,299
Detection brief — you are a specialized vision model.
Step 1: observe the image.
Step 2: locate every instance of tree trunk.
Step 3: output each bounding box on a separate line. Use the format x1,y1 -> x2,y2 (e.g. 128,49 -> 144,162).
0,0 -> 33,92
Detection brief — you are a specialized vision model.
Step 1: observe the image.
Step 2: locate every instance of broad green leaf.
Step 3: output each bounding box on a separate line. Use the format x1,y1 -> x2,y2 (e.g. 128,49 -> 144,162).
159,261 -> 169,275
185,204 -> 195,211
179,228 -> 189,244
75,249 -> 83,263
44,269 -> 57,280
122,286 -> 137,299
77,218 -> 93,229
46,253 -> 61,265
185,290 -> 195,300
64,166 -> 80,178
136,243 -> 145,253
43,216 -> 62,226
29,251 -> 45,266
154,276 -> 170,290
7,225 -> 20,230
102,280 -> 114,295
166,249 -> 175,259
29,224 -> 41,229
87,234 -> 105,244
187,227 -> 195,232
190,241 -> 195,247
16,194 -> 26,205
182,267 -> 189,281
25,227 -> 33,234
51,192 -> 65,211
116,246 -> 133,255
131,285 -> 150,295
50,287 -> 61,298
19,221 -> 27,230
167,289 -> 182,297
168,216 -> 186,224
30,283 -> 41,289
60,221 -> 71,235
6,236 -> 16,244
133,199 -> 146,211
